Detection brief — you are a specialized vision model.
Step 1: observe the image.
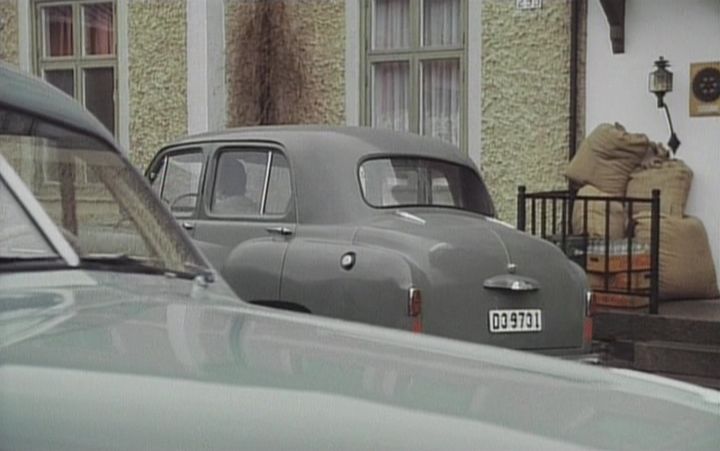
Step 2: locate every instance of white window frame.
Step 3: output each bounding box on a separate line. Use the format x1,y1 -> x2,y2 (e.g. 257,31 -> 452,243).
346,0 -> 482,161
21,0 -> 129,153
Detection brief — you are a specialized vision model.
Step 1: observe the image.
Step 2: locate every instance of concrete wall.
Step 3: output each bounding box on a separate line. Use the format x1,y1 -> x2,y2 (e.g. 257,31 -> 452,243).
225,0 -> 345,127
128,0 -> 188,168
0,1 -> 18,64
586,0 -> 720,278
481,0 -> 574,223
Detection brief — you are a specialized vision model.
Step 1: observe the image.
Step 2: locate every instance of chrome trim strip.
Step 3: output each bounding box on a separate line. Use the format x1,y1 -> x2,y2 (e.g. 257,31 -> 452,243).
260,151 -> 272,214
0,154 -> 80,267
483,274 -> 540,292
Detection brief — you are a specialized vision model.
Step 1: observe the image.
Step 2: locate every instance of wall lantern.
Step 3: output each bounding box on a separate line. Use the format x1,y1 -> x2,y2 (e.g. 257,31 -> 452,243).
649,57 -> 680,154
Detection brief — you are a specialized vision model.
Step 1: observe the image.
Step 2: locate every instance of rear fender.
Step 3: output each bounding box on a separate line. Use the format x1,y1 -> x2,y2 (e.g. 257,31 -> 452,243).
281,239 -> 424,331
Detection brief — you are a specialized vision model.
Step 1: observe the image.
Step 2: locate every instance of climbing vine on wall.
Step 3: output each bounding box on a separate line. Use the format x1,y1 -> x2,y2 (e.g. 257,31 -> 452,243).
229,0 -> 307,126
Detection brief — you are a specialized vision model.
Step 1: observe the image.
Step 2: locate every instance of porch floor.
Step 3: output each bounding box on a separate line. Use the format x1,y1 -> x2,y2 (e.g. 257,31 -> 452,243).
658,297 -> 720,320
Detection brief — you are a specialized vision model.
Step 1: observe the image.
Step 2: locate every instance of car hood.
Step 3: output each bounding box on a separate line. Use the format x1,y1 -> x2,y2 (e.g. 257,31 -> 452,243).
1,270 -> 719,450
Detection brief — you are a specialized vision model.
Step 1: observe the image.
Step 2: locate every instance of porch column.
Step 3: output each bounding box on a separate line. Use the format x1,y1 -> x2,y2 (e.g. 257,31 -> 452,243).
187,0 -> 226,134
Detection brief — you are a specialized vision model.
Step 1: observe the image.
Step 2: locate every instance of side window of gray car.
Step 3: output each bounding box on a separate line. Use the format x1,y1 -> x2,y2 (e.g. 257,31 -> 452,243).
210,148 -> 292,218
212,150 -> 265,216
151,150 -> 204,218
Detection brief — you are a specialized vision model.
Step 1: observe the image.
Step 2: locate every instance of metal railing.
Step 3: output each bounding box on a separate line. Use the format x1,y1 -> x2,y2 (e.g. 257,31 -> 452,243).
517,186 -> 661,314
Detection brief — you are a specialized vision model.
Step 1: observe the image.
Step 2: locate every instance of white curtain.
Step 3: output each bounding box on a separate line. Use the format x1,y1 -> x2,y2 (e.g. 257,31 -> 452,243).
372,0 -> 409,132
423,0 -> 460,46
422,58 -> 460,146
373,62 -> 409,132
421,0 -> 461,146
373,0 -> 409,49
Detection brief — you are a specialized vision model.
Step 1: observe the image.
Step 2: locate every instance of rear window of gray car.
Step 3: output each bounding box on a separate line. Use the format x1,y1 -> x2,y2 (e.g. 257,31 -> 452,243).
359,157 -> 495,217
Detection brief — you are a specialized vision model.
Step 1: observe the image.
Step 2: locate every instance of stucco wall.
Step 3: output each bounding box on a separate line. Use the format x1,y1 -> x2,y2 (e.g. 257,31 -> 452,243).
0,1 -> 18,64
481,0 -> 573,223
225,0 -> 345,126
285,0 -> 345,124
128,0 -> 187,168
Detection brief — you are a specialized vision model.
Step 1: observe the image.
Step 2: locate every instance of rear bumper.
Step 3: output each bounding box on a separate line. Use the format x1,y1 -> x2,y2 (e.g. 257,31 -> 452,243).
561,351 -> 601,365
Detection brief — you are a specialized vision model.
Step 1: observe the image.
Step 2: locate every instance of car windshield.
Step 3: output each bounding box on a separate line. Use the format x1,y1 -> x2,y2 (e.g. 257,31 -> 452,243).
0,108 -> 209,278
359,157 -> 495,216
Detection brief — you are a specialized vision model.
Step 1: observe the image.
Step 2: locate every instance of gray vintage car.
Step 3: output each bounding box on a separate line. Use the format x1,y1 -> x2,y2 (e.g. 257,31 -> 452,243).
3,63 -> 720,451
148,126 -> 592,356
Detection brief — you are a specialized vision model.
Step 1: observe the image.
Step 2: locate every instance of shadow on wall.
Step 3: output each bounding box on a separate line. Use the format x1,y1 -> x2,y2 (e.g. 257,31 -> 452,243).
229,0 -> 308,126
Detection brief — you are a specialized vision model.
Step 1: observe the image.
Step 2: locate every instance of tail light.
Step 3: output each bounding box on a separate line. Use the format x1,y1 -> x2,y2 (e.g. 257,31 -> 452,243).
408,288 -> 422,316
585,290 -> 594,317
408,288 -> 422,333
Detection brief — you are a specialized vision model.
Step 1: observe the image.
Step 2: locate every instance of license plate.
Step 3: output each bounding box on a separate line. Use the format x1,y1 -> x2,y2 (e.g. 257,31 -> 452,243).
489,309 -> 542,333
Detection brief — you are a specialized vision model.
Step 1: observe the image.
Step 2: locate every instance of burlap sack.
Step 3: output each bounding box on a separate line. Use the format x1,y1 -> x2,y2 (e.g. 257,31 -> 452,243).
566,123 -> 650,196
572,185 -> 626,239
634,213 -> 720,300
626,159 -> 693,217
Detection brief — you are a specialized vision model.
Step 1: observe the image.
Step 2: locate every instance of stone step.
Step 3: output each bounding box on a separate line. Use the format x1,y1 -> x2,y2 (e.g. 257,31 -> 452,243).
634,340 -> 720,379
593,311 -> 720,346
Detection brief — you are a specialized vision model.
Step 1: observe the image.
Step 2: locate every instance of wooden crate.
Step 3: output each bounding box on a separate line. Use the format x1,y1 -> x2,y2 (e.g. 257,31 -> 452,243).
586,253 -> 651,273
588,271 -> 651,292
593,292 -> 649,309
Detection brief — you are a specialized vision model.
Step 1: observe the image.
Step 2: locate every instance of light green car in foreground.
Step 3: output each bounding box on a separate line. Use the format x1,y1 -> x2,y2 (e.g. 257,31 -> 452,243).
1,63 -> 719,450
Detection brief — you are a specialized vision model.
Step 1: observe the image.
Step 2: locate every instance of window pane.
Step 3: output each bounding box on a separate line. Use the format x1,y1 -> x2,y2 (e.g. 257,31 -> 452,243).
84,3 -> 115,55
161,152 -> 204,217
212,151 -> 266,216
421,58 -> 460,146
42,5 -> 73,57
359,158 -> 494,216
265,153 -> 292,215
84,68 -> 115,135
423,0 -> 461,47
44,69 -> 75,97
431,169 -> 454,206
372,61 -> 409,132
372,0 -> 410,50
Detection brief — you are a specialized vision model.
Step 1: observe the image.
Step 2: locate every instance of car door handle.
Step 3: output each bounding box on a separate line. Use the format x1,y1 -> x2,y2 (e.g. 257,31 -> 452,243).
266,226 -> 293,236
181,222 -> 195,231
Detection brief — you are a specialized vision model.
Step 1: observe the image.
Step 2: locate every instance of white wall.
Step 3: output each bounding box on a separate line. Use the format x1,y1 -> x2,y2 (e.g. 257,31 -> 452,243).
587,0 -> 720,280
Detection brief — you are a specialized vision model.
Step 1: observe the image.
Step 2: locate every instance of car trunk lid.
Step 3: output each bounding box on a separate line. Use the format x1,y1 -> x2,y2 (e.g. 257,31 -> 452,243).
355,209 -> 586,352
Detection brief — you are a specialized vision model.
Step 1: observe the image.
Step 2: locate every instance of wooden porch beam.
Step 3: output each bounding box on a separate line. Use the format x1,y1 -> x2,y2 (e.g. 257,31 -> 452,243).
599,0 -> 626,54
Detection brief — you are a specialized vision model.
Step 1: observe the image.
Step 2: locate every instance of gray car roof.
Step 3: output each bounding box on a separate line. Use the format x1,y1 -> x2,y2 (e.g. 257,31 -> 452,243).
163,126 -> 481,224
0,62 -> 119,152
170,125 -> 473,165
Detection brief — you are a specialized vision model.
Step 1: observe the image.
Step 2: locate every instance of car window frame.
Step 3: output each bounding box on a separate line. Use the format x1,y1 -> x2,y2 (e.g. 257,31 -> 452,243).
147,146 -> 207,220
203,143 -> 295,222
